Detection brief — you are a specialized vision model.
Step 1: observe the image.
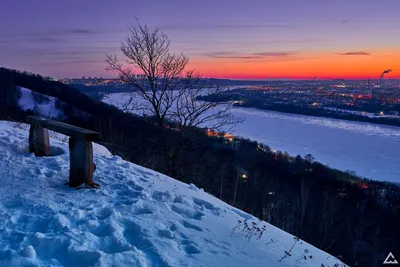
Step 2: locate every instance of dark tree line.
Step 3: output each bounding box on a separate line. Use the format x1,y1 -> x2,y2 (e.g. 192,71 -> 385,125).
1,67 -> 400,266
0,73 -> 23,119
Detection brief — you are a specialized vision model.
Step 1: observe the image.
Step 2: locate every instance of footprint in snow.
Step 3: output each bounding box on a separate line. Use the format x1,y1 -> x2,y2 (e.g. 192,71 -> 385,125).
96,206 -> 114,220
126,180 -> 144,192
192,197 -> 222,216
44,170 -> 54,178
184,244 -> 201,255
157,229 -> 174,239
89,222 -> 117,237
181,220 -> 203,232
170,205 -> 205,221
120,162 -> 130,168
169,223 -> 178,232
79,204 -> 95,211
135,169 -> 153,177
116,198 -> 139,206
131,207 -> 153,215
176,238 -> 201,255
121,220 -> 171,267
152,191 -> 173,202
139,177 -> 149,183
109,184 -> 142,199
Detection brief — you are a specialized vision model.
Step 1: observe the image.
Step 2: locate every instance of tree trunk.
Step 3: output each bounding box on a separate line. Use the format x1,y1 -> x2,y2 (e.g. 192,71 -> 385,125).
220,162 -> 225,199
163,132 -> 184,179
233,169 -> 240,206
29,125 -> 50,156
68,138 -> 94,187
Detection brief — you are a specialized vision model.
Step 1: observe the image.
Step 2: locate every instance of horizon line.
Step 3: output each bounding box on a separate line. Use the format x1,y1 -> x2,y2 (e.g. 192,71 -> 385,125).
60,76 -> 400,81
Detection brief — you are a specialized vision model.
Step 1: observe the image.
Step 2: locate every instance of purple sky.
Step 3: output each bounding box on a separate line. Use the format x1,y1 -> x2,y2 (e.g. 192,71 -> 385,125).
1,0 -> 399,78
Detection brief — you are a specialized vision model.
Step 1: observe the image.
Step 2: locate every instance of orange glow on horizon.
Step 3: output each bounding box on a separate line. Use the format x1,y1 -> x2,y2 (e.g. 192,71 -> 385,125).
187,50 -> 400,80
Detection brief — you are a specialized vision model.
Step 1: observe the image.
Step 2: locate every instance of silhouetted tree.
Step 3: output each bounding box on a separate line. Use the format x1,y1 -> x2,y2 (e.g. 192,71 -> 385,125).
106,20 -> 242,176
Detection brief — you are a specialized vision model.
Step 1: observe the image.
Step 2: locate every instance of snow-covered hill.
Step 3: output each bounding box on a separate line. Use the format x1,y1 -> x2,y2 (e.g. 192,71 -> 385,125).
18,87 -> 64,119
0,121 -> 347,267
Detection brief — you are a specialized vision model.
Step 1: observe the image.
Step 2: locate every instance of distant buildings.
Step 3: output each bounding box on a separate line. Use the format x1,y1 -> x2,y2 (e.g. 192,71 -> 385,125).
60,74 -> 148,86
60,77 -> 124,86
134,74 -> 146,80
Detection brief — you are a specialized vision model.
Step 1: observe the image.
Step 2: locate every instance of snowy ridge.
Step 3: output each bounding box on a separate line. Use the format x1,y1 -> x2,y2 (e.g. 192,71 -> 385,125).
18,87 -> 64,119
0,121 -> 347,267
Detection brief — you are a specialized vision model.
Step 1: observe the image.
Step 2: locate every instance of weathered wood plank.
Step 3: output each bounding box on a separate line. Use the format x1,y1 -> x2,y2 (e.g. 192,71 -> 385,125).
68,138 -> 96,187
29,125 -> 50,156
26,116 -> 100,141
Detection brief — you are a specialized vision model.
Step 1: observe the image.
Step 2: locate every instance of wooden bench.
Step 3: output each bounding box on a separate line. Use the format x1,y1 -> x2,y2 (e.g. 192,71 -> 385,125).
26,116 -> 101,188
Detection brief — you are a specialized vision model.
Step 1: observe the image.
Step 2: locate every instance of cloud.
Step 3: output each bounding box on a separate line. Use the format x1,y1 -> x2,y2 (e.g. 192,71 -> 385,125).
257,52 -> 297,57
0,27 -> 125,44
337,51 -> 371,56
62,29 -> 99,35
0,27 -> 120,62
35,59 -> 105,66
161,23 -> 293,31
202,51 -> 299,60
176,39 -> 322,46
194,51 -> 313,64
237,56 -> 313,64
207,52 -> 258,59
0,34 -> 63,44
18,46 -> 116,59
176,39 -> 326,55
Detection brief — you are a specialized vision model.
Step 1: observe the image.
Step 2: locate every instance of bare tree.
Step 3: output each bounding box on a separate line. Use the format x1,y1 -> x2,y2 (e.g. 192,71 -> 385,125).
220,157 -> 228,199
106,20 -> 242,133
304,153 -> 315,172
295,178 -> 313,237
319,191 -> 340,251
94,116 -> 126,155
348,215 -> 374,264
106,20 -> 242,177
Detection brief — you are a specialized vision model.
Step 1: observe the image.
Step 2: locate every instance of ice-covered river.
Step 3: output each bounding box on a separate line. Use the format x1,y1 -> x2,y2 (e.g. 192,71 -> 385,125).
104,93 -> 400,183
228,107 -> 400,183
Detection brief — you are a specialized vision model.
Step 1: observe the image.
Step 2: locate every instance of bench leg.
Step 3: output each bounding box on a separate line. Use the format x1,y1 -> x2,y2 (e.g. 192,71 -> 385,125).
29,125 -> 50,156
68,138 -> 98,188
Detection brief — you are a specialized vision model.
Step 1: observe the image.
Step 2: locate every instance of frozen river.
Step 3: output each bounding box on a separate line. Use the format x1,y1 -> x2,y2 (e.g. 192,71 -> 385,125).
104,93 -> 400,183
228,107 -> 400,183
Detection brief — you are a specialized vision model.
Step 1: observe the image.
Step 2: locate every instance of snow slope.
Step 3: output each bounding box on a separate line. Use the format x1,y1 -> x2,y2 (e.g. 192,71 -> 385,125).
0,121 -> 347,267
18,87 -> 64,119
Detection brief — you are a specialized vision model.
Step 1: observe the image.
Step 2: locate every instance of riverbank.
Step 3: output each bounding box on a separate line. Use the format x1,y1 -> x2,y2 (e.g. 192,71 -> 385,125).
234,102 -> 400,128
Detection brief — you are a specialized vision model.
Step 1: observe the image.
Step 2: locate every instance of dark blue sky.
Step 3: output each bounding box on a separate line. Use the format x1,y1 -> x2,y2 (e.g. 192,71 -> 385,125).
1,0 -> 400,78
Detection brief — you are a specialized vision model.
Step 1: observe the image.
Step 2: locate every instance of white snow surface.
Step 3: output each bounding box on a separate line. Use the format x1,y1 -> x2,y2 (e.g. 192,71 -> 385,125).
0,121 -> 347,267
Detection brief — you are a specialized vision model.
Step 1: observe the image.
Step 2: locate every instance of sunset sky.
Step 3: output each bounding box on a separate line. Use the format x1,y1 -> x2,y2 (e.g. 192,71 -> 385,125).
1,0 -> 400,79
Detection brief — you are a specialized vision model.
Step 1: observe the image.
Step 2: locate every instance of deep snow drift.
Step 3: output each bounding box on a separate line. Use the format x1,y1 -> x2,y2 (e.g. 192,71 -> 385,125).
0,121 -> 346,267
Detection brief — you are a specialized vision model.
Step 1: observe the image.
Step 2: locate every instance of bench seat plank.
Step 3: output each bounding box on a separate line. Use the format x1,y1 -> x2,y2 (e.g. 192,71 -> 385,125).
26,116 -> 100,142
